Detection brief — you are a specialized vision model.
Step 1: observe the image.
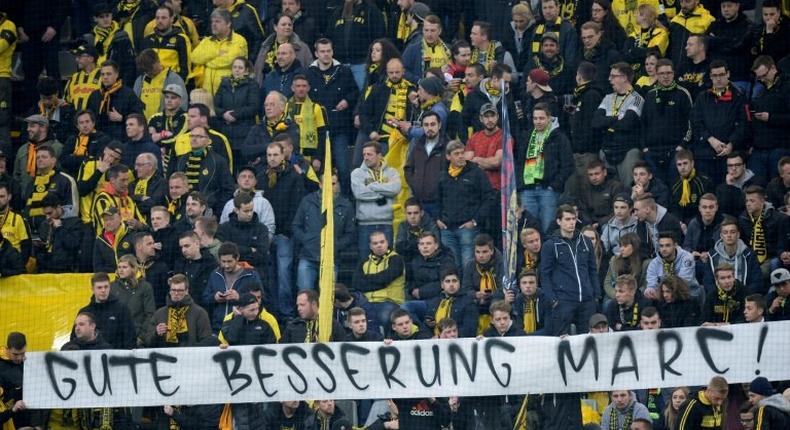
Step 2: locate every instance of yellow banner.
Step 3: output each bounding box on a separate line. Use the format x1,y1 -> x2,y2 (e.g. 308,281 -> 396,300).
0,274 -> 94,351
318,136 -> 335,342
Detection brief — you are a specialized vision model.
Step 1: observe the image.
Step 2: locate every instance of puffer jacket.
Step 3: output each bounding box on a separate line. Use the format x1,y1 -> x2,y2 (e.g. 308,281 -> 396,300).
407,248 -> 456,301
353,249 -> 406,304
214,75 -> 261,147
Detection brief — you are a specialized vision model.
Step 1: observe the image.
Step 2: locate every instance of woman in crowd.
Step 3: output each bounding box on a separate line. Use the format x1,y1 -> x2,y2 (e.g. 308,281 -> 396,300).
656,276 -> 700,328
214,57 -> 261,160
624,4 -> 668,77
591,0 -> 628,51
635,50 -> 660,93
603,233 -> 643,305
660,387 -> 689,430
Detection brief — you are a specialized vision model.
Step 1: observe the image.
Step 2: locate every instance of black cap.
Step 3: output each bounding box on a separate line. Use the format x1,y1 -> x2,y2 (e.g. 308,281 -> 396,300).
93,2 -> 113,17
237,293 -> 257,308
72,43 -> 99,59
613,192 -> 633,207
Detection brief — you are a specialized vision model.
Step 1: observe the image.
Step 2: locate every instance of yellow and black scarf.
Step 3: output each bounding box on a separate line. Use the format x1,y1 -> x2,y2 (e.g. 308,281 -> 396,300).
471,42 -> 498,72
448,163 -> 464,178
750,211 -> 766,263
287,97 -> 319,150
619,301 -> 639,328
679,168 -> 696,207
27,170 -> 56,217
434,295 -> 454,336
715,286 -> 739,322
166,305 -> 189,343
266,161 -> 287,189
94,21 -> 120,58
522,296 -> 537,333
304,319 -> 318,343
476,263 -> 497,293
73,130 -> 96,157
185,149 -> 206,187
422,38 -> 451,70
532,18 -> 562,54
99,80 -> 124,114
395,12 -> 411,42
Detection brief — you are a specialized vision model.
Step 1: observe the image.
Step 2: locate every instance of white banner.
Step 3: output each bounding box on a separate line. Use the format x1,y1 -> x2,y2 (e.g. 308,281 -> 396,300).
23,322 -> 790,409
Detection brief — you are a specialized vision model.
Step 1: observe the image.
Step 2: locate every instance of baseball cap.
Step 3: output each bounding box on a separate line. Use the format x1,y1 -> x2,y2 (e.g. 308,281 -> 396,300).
162,84 -> 186,99
770,268 -> 790,285
24,114 -> 49,127
237,293 -> 257,308
410,2 -> 432,22
528,69 -> 553,92
101,206 -> 120,217
613,193 -> 634,207
72,44 -> 99,59
479,103 -> 498,116
588,313 -> 608,328
541,32 -> 560,44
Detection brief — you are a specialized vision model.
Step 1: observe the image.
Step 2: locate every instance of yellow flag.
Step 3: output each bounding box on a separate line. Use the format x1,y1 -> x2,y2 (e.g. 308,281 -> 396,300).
383,129 -> 412,238
317,136 -> 335,342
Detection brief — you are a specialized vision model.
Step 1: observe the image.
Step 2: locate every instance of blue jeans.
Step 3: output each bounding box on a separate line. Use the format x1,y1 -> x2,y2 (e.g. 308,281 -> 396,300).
441,226 -> 478,272
332,131 -> 352,194
368,301 -> 400,334
348,63 -> 367,91
296,258 -> 319,291
749,148 -> 789,181
273,234 -> 295,319
357,224 -> 394,260
297,258 -> 338,292
401,300 -> 428,328
520,186 -> 558,234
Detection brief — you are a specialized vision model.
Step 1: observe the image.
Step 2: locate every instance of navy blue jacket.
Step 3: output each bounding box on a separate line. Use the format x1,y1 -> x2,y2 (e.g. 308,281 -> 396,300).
425,291 -> 480,338
540,231 -> 601,303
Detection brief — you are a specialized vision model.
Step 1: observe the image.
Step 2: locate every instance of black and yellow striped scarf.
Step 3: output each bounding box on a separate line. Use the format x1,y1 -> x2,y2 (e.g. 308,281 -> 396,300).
304,319 -> 318,343
522,296 -> 537,333
94,21 -> 120,57
266,161 -> 286,189
531,18 -> 562,54
185,149 -> 205,187
27,170 -> 56,217
133,176 -> 150,199
395,12 -> 411,41
609,402 -> 634,430
715,286 -> 739,323
476,263 -> 496,293
750,211 -> 766,263
471,42 -> 498,72
73,130 -> 96,157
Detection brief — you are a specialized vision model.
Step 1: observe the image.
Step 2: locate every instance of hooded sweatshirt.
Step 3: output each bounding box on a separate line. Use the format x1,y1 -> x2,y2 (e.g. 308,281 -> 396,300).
705,239 -> 763,294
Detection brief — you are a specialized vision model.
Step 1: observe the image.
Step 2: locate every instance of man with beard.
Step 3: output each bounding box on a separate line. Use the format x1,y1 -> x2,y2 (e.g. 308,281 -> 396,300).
143,273 -> 213,347
524,32 -> 574,97
85,61 -> 145,141
282,290 -> 346,342
404,113 -> 448,218
13,115 -> 63,192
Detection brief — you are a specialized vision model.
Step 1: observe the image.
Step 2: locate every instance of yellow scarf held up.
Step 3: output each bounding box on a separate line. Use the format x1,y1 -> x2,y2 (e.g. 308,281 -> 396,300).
434,296 -> 454,336
165,305 -> 189,343
523,297 -> 537,333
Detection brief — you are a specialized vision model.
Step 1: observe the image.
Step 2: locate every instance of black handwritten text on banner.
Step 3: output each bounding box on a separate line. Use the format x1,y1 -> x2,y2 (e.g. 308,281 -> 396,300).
23,322 -> 789,408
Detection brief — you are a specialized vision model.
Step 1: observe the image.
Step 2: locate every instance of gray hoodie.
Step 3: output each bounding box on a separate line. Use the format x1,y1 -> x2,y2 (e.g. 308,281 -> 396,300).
601,395 -> 652,429
350,162 -> 401,225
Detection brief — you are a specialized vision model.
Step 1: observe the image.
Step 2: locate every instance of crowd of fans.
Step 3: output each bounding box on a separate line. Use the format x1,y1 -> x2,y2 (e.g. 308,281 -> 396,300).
1,0 -> 790,428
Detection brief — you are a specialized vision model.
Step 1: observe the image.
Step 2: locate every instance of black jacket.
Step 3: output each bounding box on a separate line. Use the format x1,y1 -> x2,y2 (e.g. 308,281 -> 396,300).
641,84 -> 692,152
426,291 -> 480,338
702,281 -> 746,324
738,206 -> 788,259
767,177 -> 790,210
292,190 -> 355,262
217,213 -> 269,269
328,0 -> 386,64
524,54 -> 575,97
87,85 -> 145,142
512,289 -> 551,335
604,293 -> 654,331
580,41 -> 623,89
0,239 -> 23,277
404,134 -> 449,204
141,257 -> 171,309
592,91 -> 644,164
406,248 -> 456,300
515,127 -> 574,192
677,57 -> 711,101
85,84 -> 145,142
282,318 -> 346,343
358,78 -> 417,136
172,250 -> 218,306
152,224 -> 181,268
257,164 -> 305,237
241,119 -> 301,163
75,295 -> 136,349
394,212 -> 440,262
220,313 -> 276,345
707,12 -> 752,81
213,76 -> 261,148
228,0 -> 265,55
682,212 -> 723,253
437,162 -> 495,228
35,216 -> 82,273
691,85 -> 748,160
657,298 -> 701,328
170,150 -> 235,215
92,229 -> 134,273
751,73 -> 790,151
569,81 -> 605,154
306,61 -> 359,134
715,174 -> 767,218
129,173 -> 166,219
670,173 -> 714,223
166,404 -> 223,430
